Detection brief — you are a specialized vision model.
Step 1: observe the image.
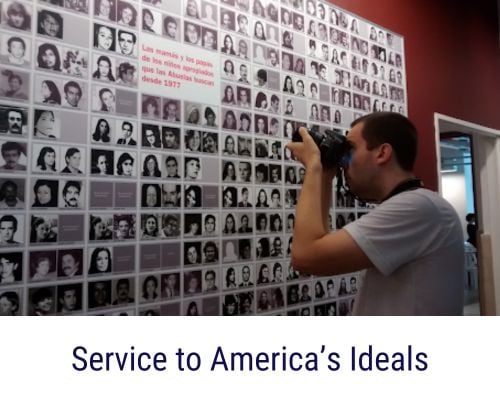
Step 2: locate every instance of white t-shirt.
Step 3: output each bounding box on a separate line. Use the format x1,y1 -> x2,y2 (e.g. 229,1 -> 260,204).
344,188 -> 464,315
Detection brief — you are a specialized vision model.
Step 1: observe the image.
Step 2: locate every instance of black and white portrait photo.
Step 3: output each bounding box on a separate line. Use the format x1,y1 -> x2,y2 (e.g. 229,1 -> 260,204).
0,106 -> 27,136
1,2 -> 32,32
38,9 -> 64,39
0,34 -> 31,68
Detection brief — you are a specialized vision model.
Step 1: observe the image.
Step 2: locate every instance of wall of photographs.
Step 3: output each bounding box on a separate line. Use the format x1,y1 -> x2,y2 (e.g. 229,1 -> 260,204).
0,0 -> 407,316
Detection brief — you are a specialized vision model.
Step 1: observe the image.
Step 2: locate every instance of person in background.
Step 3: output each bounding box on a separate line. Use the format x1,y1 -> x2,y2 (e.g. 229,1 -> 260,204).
465,213 -> 477,248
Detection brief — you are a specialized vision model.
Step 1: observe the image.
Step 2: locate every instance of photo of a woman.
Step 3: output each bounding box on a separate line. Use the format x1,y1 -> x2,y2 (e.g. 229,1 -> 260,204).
142,154 -> 161,177
89,215 -> 113,240
33,110 -> 57,139
40,80 -> 61,105
115,152 -> 134,176
93,24 -> 115,51
32,179 -> 58,207
142,214 -> 159,238
88,247 -> 112,274
92,118 -> 111,143
92,55 -> 115,81
37,43 -> 61,71
34,146 -> 57,172
91,149 -> 113,175
141,275 -> 159,302
5,2 -> 32,31
117,1 -> 137,27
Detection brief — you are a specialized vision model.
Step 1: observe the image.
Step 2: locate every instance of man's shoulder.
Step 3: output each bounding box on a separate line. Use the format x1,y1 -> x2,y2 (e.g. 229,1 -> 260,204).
375,188 -> 449,213
352,188 -> 462,244
348,188 -> 461,237
393,188 -> 457,217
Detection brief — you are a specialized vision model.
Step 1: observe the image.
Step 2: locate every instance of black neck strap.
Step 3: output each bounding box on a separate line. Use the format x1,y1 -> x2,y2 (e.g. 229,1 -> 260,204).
382,178 -> 424,202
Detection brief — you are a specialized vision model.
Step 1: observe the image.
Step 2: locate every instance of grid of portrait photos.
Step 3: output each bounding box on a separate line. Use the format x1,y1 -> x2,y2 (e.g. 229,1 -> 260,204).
0,0 -> 406,316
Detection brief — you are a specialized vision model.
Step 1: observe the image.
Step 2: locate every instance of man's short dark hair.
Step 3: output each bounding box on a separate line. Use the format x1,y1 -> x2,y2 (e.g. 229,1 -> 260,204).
58,284 -> 78,298
122,121 -> 133,131
351,112 -> 417,171
118,30 -> 137,43
65,147 -> 80,160
116,215 -> 131,224
466,213 -> 475,222
205,269 -> 216,279
273,262 -> 282,273
62,180 -> 81,196
1,141 -> 22,156
165,100 -> 177,111
116,278 -> 130,289
7,36 -> 25,51
7,108 -> 23,120
0,215 -> 18,231
64,81 -> 82,95
0,180 -> 17,195
165,155 -> 177,165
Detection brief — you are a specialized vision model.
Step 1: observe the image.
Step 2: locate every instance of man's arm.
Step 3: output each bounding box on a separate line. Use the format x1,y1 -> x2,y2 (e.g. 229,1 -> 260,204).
287,129 -> 374,276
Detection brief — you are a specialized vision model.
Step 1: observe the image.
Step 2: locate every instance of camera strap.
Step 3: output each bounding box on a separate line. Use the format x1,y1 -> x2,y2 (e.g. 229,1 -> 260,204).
336,171 -> 423,204
381,178 -> 424,202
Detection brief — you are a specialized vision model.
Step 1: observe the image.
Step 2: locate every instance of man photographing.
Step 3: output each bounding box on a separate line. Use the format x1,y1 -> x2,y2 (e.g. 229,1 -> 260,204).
286,112 -> 464,315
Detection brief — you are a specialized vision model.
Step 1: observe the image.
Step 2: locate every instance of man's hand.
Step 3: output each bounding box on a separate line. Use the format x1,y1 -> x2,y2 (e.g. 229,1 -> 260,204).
286,127 -> 321,170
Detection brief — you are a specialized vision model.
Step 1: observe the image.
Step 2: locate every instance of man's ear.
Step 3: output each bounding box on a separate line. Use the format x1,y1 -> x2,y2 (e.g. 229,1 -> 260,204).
375,143 -> 393,165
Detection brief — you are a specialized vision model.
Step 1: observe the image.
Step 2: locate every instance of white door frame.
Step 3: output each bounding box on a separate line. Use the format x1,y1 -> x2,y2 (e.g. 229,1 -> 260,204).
434,112 -> 500,314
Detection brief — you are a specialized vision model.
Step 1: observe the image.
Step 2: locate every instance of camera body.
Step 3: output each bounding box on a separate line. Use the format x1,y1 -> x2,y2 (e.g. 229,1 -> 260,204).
292,128 -> 351,168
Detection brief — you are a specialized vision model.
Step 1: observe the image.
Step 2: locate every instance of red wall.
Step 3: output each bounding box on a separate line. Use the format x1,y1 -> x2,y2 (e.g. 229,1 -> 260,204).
329,0 -> 500,190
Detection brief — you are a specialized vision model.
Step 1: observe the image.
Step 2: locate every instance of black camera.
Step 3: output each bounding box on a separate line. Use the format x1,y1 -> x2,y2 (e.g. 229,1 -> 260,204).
292,128 -> 351,168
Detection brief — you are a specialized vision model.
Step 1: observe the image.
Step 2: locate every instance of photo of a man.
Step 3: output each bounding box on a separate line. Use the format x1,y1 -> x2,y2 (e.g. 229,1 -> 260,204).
63,81 -> 83,108
117,30 -> 136,56
1,108 -> 26,135
116,121 -> 136,145
0,36 -> 30,67
0,215 -> 21,245
60,180 -> 82,208
0,179 -> 24,208
0,141 -> 26,171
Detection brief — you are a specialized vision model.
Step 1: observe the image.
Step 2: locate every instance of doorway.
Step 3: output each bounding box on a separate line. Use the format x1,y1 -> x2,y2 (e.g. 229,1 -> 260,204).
435,113 -> 500,315
439,133 -> 478,314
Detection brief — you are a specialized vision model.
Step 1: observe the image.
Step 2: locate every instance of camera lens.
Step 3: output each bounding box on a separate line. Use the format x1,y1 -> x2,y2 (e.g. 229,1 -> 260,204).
292,128 -> 350,168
